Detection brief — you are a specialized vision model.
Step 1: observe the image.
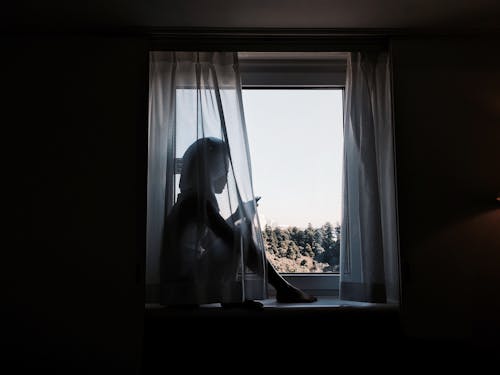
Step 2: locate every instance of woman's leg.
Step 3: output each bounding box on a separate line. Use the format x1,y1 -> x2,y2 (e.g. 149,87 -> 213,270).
246,240 -> 317,303
266,257 -> 317,303
229,222 -> 317,304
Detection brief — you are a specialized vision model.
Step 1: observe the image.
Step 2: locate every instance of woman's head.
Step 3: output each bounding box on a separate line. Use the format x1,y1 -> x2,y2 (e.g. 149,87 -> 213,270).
179,137 -> 229,194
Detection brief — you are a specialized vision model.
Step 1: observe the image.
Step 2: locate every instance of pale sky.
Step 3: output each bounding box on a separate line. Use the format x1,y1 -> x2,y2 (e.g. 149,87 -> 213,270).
242,89 -> 344,228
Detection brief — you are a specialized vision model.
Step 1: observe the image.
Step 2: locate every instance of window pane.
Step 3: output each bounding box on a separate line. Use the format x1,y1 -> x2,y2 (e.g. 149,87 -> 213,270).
242,89 -> 343,273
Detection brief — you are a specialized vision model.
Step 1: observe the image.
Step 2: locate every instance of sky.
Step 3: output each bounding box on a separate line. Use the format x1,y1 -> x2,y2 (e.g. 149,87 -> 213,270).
242,89 -> 344,228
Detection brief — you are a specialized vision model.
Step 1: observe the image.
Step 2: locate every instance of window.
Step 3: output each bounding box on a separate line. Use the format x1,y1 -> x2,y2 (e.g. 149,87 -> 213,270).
239,52 -> 347,295
147,49 -> 399,305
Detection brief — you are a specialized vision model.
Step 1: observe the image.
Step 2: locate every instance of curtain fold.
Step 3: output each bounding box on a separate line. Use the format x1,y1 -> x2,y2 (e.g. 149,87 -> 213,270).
340,52 -> 400,304
147,52 -> 267,305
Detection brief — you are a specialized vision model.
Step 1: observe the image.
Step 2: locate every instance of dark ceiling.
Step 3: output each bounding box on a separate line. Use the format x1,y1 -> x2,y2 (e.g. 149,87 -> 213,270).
4,0 -> 500,31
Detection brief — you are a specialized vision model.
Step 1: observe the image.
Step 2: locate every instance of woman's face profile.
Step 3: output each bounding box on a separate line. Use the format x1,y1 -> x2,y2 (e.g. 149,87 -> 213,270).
213,173 -> 228,194
180,138 -> 229,195
211,154 -> 229,194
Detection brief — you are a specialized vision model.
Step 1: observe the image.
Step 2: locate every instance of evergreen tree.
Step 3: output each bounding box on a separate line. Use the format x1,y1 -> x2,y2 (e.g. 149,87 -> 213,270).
320,222 -> 334,265
313,227 -> 324,249
305,223 -> 315,247
304,243 -> 314,258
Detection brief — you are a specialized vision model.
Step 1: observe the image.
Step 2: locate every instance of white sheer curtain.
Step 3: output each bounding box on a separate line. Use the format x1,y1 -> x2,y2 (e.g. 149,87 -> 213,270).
340,51 -> 400,304
147,52 -> 267,305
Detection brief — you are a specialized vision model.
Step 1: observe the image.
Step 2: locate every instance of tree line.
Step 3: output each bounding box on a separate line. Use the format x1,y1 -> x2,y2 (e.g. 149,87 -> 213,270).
262,222 -> 340,273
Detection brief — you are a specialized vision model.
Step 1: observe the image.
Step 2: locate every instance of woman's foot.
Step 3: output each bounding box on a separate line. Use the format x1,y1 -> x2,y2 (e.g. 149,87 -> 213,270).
221,300 -> 264,309
276,285 -> 317,303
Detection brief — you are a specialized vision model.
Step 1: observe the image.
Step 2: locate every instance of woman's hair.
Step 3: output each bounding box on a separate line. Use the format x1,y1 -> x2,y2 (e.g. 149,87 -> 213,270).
179,137 -> 228,193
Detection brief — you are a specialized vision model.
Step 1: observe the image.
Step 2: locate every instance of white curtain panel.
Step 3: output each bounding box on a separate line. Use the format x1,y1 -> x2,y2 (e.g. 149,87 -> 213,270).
340,52 -> 400,304
147,52 -> 267,305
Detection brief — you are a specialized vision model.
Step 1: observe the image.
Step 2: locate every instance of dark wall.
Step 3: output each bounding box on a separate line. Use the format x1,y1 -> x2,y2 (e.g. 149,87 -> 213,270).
3,33 -> 500,370
392,36 -> 500,342
2,35 -> 148,372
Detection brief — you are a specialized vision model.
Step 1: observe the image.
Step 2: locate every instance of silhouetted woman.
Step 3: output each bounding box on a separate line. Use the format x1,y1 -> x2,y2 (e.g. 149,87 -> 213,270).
160,137 -> 316,307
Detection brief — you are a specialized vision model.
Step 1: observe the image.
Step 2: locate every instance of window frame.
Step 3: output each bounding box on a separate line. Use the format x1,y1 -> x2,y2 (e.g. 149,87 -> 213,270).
239,52 -> 347,296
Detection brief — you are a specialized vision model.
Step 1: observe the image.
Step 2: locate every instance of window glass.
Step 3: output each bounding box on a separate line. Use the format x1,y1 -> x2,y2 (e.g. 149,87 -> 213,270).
242,89 -> 343,273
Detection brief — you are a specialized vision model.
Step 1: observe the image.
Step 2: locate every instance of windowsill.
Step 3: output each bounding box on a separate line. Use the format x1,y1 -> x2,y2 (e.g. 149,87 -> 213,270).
260,296 -> 385,309
145,296 -> 394,312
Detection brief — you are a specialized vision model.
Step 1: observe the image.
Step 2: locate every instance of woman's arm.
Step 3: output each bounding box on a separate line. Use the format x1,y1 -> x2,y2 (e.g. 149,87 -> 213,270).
206,200 -> 267,272
180,196 -> 263,272
226,196 -> 260,225
205,201 -> 237,245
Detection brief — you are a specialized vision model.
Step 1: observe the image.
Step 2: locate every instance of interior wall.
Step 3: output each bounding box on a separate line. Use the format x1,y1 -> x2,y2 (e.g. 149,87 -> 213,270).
391,36 -> 500,342
2,35 -> 148,372
3,31 -> 500,370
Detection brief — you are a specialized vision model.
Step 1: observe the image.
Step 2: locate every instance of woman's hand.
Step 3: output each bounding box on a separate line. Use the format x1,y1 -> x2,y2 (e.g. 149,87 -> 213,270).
240,196 -> 260,218
228,196 -> 261,225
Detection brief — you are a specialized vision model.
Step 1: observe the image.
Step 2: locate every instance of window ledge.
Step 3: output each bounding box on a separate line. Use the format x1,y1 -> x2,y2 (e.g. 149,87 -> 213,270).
260,296 -> 386,309
146,296 -> 395,313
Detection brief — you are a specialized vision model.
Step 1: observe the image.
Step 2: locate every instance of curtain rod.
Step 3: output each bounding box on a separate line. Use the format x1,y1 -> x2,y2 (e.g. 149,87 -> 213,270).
150,27 -> 394,37
149,28 -> 391,52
